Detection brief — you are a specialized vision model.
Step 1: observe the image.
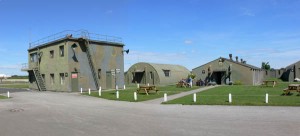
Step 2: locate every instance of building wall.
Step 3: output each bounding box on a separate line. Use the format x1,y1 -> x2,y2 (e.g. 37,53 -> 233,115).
281,61 -> 300,82
192,59 -> 263,85
28,40 -> 70,91
28,38 -> 124,91
125,62 -> 190,86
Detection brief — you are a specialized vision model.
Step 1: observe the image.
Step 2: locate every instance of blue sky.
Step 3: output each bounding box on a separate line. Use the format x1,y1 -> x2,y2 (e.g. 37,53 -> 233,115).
0,0 -> 300,75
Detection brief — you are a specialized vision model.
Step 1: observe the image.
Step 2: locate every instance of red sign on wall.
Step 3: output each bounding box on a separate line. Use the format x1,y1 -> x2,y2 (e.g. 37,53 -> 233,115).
71,73 -> 78,78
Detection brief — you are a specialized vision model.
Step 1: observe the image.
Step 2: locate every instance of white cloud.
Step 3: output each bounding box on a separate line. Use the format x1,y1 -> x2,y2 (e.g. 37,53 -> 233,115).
184,40 -> 193,45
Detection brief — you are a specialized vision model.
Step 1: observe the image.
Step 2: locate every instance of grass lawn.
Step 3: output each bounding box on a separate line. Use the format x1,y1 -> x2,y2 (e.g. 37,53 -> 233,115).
83,85 -> 200,102
0,95 -> 8,99
0,84 -> 29,89
164,82 -> 300,106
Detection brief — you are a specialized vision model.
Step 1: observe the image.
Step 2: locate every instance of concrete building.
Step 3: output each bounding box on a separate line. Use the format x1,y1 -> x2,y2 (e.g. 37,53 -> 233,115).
125,62 -> 190,85
22,30 -> 125,92
192,55 -> 265,85
281,60 -> 300,82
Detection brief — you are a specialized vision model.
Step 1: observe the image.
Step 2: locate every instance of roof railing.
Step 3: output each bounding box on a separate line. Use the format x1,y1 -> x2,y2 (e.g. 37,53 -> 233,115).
29,30 -> 122,49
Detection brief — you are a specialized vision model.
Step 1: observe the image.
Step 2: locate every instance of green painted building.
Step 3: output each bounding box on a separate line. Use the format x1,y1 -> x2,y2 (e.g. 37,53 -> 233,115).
125,62 -> 190,85
281,60 -> 300,82
192,55 -> 265,85
22,30 -> 125,92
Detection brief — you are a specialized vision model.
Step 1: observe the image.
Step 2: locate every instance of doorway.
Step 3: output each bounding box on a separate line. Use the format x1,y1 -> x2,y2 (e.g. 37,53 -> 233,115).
106,71 -> 112,89
71,72 -> 79,92
212,71 -> 226,85
132,72 -> 144,84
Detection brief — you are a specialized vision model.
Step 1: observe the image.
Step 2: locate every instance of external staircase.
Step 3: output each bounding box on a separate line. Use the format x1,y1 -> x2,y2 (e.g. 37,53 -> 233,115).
33,68 -> 46,91
84,38 -> 100,90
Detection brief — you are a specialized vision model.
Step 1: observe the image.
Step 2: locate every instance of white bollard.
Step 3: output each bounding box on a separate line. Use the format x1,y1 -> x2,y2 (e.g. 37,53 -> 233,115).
99,86 -> 102,96
123,85 -> 126,90
88,88 -> 91,95
134,92 -> 137,101
7,91 -> 10,98
229,93 -> 232,103
116,91 -> 119,99
116,85 -> 118,90
164,93 -> 167,102
265,93 -> 268,103
137,84 -> 140,88
80,88 -> 83,94
147,83 -> 149,86
193,93 -> 197,102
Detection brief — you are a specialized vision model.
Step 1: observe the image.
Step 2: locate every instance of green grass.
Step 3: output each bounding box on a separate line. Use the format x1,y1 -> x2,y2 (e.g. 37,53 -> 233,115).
0,84 -> 29,89
0,95 -> 8,99
164,82 -> 300,106
83,85 -> 200,102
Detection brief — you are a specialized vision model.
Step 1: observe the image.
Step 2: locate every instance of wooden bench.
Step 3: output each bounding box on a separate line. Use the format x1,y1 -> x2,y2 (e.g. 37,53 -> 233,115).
283,84 -> 300,95
137,85 -> 159,95
262,80 -> 277,88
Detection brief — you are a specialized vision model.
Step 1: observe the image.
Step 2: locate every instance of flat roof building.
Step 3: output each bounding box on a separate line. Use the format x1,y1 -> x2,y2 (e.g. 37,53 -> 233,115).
22,30 -> 125,92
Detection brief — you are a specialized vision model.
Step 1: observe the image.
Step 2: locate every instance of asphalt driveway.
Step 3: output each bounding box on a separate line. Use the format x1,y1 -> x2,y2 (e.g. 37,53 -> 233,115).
0,91 -> 299,136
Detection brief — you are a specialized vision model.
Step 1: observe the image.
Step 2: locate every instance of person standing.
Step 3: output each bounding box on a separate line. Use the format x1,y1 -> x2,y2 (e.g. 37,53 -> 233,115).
188,76 -> 193,88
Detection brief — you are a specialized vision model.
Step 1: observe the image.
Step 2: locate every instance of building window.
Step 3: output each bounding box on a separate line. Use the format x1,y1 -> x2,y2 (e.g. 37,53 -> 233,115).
150,72 -> 153,79
50,74 -> 55,85
163,70 -> 170,77
59,45 -> 64,57
30,53 -> 38,62
50,50 -> 54,58
265,71 -> 268,75
60,73 -> 65,85
98,69 -> 101,79
278,70 -> 281,75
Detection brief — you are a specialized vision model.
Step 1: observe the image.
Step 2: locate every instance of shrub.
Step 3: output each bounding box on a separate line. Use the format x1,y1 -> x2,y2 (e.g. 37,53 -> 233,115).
233,80 -> 242,85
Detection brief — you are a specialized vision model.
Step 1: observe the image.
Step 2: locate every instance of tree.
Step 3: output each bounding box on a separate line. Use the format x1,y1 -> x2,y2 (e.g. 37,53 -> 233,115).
261,62 -> 271,70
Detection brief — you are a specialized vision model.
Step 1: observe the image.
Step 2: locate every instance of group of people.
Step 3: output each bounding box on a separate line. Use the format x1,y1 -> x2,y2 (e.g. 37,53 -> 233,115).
179,77 -> 193,88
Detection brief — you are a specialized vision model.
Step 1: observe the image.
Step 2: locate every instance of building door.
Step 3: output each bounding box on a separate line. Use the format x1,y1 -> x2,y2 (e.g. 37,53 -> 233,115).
71,72 -> 79,92
212,71 -> 226,85
132,72 -> 144,84
106,71 -> 112,89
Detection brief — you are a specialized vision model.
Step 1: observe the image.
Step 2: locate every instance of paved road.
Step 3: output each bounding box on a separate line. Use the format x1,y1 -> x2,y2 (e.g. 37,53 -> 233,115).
0,91 -> 299,136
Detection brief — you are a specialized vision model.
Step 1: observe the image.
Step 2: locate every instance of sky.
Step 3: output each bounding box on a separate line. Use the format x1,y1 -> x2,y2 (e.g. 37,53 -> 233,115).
0,0 -> 300,75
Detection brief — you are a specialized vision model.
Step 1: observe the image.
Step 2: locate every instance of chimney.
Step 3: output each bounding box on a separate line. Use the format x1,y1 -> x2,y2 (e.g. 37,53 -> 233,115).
229,54 -> 232,60
235,56 -> 238,62
240,58 -> 243,63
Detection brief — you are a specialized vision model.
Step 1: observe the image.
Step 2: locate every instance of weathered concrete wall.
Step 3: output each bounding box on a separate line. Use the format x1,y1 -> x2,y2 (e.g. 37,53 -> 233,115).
125,62 -> 189,86
192,58 -> 264,85
28,38 -> 124,91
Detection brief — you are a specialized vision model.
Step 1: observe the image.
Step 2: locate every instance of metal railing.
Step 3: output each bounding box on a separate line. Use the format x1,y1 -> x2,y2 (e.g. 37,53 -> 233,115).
29,30 -> 123,49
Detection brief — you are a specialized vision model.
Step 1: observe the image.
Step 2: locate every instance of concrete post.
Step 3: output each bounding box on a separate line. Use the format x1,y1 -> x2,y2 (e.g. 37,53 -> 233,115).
123,85 -> 126,90
88,88 -> 91,95
99,86 -> 102,96
80,88 -> 83,94
193,93 -> 196,103
164,93 -> 167,102
266,93 -> 268,103
134,92 -> 137,101
116,91 -> 119,99
229,93 -> 232,103
7,91 -> 9,98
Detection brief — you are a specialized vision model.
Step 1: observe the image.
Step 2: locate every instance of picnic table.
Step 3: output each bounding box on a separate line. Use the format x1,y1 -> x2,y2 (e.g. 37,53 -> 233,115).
283,84 -> 300,95
176,81 -> 188,88
137,85 -> 159,95
262,80 -> 277,87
